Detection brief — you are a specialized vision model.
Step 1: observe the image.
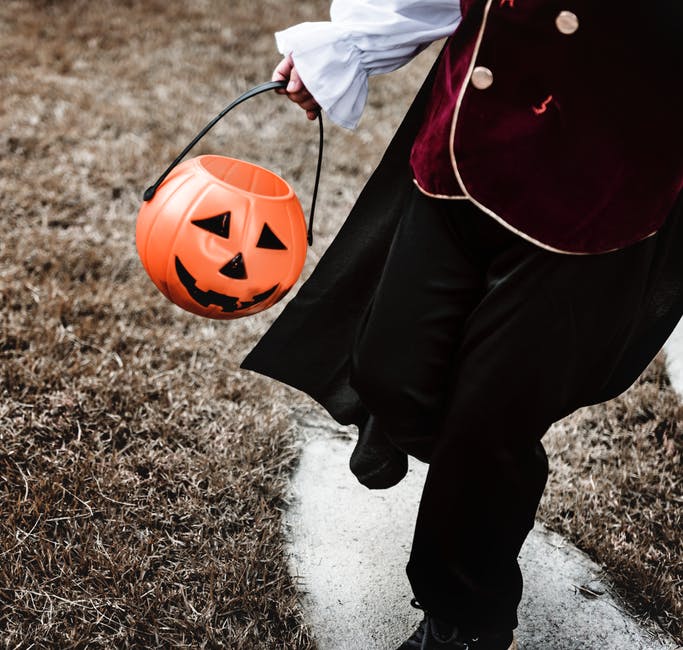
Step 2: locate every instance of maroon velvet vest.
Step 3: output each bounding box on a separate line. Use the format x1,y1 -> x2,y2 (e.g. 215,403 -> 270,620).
409,0 -> 683,254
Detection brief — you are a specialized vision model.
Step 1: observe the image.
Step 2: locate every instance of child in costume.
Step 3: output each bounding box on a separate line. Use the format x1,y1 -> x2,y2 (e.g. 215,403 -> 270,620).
242,1 -> 683,648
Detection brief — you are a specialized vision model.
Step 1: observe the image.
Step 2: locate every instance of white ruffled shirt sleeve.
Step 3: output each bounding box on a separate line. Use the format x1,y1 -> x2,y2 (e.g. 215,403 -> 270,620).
275,1 -> 462,129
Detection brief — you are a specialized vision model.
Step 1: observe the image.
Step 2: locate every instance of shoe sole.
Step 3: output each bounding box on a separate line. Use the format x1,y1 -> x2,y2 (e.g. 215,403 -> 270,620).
509,638 -> 518,650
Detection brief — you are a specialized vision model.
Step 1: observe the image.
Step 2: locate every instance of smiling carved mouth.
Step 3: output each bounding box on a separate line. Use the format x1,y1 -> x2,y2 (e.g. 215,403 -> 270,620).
175,257 -> 278,313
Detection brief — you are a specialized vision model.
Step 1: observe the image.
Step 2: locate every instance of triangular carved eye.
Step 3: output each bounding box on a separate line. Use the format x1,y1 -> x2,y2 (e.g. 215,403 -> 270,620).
191,212 -> 231,238
256,223 -> 287,250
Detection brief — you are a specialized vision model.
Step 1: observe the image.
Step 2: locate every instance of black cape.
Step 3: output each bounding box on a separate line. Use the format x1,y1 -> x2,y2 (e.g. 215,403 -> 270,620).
240,61 -> 683,429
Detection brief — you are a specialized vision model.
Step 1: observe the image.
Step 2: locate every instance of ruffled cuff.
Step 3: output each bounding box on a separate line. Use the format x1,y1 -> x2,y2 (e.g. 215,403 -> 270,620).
275,22 -> 369,130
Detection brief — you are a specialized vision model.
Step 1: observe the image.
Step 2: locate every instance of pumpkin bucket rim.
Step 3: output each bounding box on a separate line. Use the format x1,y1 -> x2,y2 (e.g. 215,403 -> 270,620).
193,154 -> 295,201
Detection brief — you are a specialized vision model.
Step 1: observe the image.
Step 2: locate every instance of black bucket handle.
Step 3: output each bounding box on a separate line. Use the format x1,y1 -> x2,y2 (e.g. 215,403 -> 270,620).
142,80 -> 323,246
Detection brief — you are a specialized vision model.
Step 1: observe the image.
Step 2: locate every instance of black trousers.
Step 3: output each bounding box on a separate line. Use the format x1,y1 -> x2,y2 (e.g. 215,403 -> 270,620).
348,185 -> 683,634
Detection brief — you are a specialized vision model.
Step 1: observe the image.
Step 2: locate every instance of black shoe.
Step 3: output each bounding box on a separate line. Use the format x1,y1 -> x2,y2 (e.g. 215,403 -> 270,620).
349,414 -> 408,489
396,599 -> 517,650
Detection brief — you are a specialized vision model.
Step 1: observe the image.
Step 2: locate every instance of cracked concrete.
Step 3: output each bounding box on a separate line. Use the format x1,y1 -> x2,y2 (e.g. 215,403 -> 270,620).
284,410 -> 679,650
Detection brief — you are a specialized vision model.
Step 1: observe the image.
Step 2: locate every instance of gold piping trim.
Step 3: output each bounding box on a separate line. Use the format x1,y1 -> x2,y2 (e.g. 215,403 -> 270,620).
413,178 -> 469,200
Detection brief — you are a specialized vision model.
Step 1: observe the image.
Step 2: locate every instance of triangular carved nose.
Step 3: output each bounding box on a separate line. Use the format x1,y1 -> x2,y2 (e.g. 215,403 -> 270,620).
219,252 -> 247,279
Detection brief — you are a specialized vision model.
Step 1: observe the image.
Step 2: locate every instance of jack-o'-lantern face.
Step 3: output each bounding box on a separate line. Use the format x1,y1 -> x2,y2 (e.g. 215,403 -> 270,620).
174,210 -> 287,314
136,155 -> 308,320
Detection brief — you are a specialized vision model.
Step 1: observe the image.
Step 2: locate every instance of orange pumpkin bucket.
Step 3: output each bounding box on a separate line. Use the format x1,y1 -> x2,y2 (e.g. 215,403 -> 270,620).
136,81 -> 323,319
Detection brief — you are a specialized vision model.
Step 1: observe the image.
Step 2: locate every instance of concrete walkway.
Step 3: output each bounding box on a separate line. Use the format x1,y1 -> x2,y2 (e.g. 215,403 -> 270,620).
283,327 -> 683,650
664,319 -> 683,398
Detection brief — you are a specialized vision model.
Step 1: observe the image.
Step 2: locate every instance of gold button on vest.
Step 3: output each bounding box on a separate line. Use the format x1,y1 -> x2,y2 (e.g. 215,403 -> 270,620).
471,66 -> 493,90
556,10 -> 579,35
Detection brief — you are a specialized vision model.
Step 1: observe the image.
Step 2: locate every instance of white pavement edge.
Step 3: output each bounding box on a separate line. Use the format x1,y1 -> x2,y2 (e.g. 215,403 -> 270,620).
284,410 -> 679,650
664,319 -> 683,398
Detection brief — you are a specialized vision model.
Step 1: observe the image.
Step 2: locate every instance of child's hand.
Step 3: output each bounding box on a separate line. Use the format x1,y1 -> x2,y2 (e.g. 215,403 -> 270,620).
272,54 -> 321,120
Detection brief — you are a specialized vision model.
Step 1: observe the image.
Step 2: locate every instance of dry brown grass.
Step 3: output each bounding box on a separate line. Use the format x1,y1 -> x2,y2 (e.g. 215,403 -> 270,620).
540,357 -> 683,641
0,0 -> 681,647
0,1 -> 334,646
